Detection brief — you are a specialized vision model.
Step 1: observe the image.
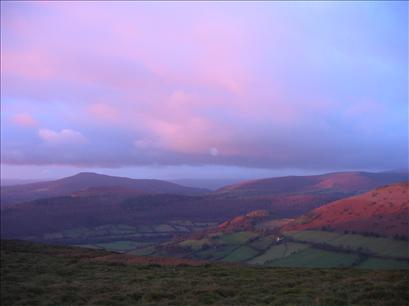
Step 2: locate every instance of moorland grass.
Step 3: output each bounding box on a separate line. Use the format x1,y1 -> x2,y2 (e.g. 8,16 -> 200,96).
1,240 -> 408,306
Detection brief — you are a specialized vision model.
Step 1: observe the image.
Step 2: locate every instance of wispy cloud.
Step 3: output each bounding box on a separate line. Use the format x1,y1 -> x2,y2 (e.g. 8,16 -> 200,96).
38,129 -> 87,144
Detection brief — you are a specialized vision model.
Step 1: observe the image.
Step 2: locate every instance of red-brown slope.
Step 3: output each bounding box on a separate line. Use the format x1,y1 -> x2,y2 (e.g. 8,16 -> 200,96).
283,183 -> 409,237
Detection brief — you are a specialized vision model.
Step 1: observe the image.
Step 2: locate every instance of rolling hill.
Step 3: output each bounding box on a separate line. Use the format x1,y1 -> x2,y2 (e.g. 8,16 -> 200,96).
1,172 -> 209,206
217,171 -> 408,196
283,182 -> 409,237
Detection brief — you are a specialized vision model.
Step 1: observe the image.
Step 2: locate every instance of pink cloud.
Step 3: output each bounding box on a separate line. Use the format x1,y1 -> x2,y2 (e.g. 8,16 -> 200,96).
87,103 -> 119,122
2,50 -> 57,81
11,113 -> 38,127
38,128 -> 87,144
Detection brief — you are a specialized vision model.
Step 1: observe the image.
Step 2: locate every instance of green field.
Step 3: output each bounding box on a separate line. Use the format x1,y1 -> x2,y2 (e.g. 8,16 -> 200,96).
217,231 -> 259,244
50,227 -> 409,269
176,231 -> 260,255
249,242 -> 309,265
222,245 -> 259,262
37,221 -> 218,254
127,245 -> 157,256
358,258 -> 409,270
249,236 -> 274,250
194,245 -> 238,260
162,230 -> 409,269
94,241 -> 146,252
2,240 -> 409,306
284,230 -> 409,259
269,247 -> 360,268
178,238 -> 210,251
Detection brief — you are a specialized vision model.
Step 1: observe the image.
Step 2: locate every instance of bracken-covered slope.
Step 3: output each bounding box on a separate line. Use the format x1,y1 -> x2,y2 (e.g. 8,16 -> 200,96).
283,183 -> 409,237
1,172 -> 209,206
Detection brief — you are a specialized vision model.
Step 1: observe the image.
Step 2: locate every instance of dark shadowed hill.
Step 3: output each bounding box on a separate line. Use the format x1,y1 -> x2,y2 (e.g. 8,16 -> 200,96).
283,182 -> 409,237
1,172 -> 209,206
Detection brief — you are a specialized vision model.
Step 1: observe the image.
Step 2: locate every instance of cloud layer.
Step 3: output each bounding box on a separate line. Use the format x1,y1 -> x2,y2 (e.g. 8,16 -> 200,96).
1,1 -> 408,173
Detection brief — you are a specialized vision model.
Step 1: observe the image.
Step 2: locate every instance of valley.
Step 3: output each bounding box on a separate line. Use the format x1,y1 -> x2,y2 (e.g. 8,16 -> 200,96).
1,171 -> 408,271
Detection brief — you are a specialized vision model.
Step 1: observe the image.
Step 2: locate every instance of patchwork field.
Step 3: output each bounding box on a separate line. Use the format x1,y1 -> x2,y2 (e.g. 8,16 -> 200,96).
249,242 -> 309,265
284,230 -> 409,259
2,240 -> 409,306
93,241 -> 147,252
27,223 -> 409,269
28,221 -> 218,253
222,245 -> 260,262
153,230 -> 409,269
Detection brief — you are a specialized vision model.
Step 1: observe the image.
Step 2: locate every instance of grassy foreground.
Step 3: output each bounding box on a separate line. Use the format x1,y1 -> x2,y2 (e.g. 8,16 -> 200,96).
1,240 -> 408,306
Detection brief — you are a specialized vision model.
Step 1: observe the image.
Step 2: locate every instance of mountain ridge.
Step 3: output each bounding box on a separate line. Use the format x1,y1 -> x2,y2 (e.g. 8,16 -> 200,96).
216,171 -> 408,196
1,172 -> 210,206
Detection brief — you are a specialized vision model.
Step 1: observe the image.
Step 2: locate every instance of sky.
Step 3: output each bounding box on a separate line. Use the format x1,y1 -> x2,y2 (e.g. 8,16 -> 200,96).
1,1 -> 408,180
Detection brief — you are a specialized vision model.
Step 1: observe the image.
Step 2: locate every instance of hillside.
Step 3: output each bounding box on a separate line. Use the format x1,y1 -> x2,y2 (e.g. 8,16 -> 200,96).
283,183 -> 409,237
1,172 -> 209,206
0,188 -> 363,240
217,171 -> 408,196
217,210 -> 271,232
2,171 -> 408,245
2,240 -> 408,306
